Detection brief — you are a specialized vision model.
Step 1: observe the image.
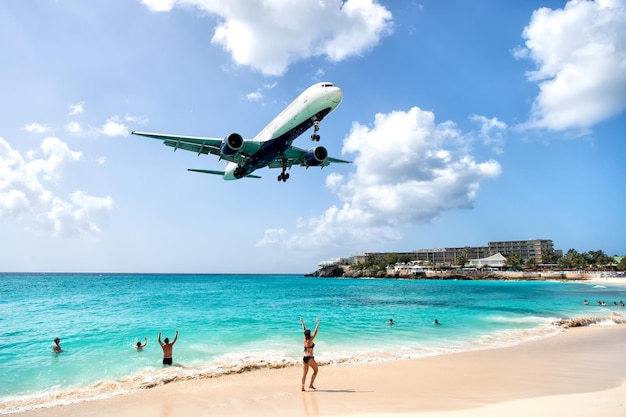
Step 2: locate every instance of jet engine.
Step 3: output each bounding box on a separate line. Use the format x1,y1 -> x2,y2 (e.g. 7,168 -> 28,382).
304,146 -> 328,167
220,133 -> 244,157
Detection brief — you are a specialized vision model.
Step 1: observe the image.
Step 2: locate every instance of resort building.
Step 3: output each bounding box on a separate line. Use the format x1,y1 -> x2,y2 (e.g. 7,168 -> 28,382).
487,240 -> 556,264
348,239 -> 559,268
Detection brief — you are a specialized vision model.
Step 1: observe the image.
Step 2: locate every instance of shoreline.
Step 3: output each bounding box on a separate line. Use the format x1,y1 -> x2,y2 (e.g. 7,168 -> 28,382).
10,324 -> 626,417
309,266 -> 626,283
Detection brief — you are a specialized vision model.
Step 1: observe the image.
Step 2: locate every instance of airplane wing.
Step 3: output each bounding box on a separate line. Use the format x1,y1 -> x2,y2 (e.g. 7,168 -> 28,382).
131,131 -> 261,164
268,145 -> 351,170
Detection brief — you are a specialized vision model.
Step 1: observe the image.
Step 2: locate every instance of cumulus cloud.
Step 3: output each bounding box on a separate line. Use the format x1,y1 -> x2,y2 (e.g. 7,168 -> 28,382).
67,101 -> 85,116
96,115 -> 142,137
63,102 -> 144,137
140,0 -> 393,76
66,121 -> 83,135
246,81 -> 277,102
34,190 -> 114,237
22,123 -> 48,133
99,118 -> 129,136
0,137 -> 114,237
246,91 -> 262,102
257,107 -> 502,249
141,0 -> 175,12
516,0 -> 626,131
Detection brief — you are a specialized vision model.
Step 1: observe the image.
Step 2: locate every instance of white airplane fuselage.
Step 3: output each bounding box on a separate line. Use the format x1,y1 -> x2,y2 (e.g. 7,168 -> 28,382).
132,82 -> 348,182
222,82 -> 343,180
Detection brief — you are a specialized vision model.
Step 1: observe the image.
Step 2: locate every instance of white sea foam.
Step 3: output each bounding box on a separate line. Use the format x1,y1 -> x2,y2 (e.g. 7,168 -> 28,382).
487,315 -> 557,325
0,316 -> 606,415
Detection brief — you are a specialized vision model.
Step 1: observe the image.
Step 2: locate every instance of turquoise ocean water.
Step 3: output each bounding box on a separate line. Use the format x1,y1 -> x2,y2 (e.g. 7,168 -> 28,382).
1,273 -> 625,413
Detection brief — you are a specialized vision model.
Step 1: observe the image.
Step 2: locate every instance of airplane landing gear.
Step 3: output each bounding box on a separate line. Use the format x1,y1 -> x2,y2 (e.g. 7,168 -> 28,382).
311,120 -> 320,141
278,159 -> 290,182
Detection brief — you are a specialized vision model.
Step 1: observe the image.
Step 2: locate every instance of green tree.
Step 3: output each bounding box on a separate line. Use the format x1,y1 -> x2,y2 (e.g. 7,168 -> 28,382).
541,249 -> 560,265
455,254 -> 469,267
504,252 -> 524,271
586,250 -> 611,268
617,257 -> 626,271
525,258 -> 538,270
560,249 -> 588,270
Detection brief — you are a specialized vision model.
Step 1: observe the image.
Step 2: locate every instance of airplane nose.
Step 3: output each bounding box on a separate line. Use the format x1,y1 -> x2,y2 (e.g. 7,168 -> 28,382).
329,87 -> 343,104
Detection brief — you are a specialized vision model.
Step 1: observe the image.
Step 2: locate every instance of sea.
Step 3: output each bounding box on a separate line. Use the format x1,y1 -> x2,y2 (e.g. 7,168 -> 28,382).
1,273 -> 625,414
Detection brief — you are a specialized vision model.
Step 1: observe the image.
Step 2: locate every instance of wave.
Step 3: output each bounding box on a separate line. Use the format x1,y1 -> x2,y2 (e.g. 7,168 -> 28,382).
554,312 -> 625,328
487,315 -> 557,325
2,312 -> 623,415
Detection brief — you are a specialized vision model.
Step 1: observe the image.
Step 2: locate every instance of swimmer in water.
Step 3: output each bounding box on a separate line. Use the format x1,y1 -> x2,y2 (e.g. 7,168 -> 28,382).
135,337 -> 147,351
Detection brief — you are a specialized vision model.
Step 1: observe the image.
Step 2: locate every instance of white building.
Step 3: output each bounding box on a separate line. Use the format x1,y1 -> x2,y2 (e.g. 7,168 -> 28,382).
467,253 -> 507,269
389,262 -> 425,276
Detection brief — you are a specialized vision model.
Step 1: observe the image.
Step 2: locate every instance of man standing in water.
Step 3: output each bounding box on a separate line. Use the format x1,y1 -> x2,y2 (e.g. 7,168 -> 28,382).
158,330 -> 178,365
52,337 -> 62,353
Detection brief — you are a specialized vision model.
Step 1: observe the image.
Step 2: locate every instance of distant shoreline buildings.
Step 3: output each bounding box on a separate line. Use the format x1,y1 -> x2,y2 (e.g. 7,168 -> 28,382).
319,239 -> 561,269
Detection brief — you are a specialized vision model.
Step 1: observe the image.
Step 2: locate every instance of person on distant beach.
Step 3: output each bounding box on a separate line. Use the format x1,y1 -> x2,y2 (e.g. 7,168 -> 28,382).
52,337 -> 62,353
300,317 -> 320,391
158,330 -> 178,365
387,318 -> 394,325
135,337 -> 147,351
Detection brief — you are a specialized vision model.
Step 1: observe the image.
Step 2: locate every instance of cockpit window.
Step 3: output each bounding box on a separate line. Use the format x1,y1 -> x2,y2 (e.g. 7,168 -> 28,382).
321,83 -> 334,87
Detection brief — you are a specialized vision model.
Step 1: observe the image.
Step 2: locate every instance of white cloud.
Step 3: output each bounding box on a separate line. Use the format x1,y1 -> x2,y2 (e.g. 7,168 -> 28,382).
64,115 -> 144,137
257,107 -> 502,249
66,121 -> 83,135
246,81 -> 278,102
67,101 -> 85,116
98,116 -> 130,137
140,0 -> 393,76
22,123 -> 48,133
517,0 -> 626,131
246,91 -> 262,102
35,191 -> 114,237
140,0 -> 175,12
470,114 -> 507,154
0,137 -> 113,237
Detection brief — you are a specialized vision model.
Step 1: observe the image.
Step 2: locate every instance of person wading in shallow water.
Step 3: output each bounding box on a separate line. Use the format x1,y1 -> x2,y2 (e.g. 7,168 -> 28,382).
300,318 -> 320,391
158,330 -> 178,365
135,337 -> 147,351
52,337 -> 62,353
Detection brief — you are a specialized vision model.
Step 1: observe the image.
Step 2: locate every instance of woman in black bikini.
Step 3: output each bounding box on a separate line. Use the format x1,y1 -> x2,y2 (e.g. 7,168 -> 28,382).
300,317 -> 320,391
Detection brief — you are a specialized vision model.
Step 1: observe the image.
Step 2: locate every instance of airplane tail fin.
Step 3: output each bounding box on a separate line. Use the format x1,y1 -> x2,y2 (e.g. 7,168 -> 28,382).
187,168 -> 261,179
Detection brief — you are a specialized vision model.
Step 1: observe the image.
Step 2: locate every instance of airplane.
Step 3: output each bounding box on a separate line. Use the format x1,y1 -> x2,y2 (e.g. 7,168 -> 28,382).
132,82 -> 350,182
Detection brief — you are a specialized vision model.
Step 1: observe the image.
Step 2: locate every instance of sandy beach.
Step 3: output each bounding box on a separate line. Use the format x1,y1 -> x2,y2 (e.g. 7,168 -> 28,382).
11,322 -> 626,417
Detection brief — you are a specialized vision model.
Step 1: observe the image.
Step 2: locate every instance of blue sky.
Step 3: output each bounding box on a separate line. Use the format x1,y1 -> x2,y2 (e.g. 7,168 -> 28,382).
1,0 -> 624,273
